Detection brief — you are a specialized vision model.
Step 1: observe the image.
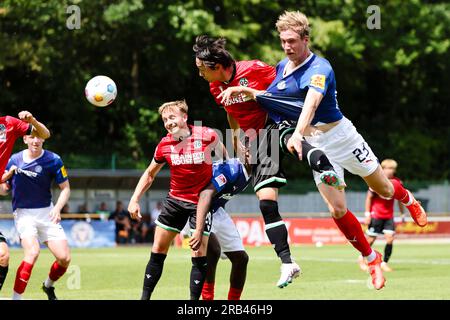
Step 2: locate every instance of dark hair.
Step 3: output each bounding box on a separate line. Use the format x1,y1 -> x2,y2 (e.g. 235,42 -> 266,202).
193,35 -> 234,69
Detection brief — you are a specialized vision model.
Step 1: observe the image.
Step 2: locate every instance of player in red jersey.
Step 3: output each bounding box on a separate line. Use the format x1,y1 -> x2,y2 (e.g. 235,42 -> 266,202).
0,111 -> 50,292
128,100 -> 225,300
194,35 -> 344,288
358,159 -> 405,273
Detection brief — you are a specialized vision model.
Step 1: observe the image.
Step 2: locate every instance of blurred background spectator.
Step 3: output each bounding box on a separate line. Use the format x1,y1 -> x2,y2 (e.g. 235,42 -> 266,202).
109,201 -> 132,244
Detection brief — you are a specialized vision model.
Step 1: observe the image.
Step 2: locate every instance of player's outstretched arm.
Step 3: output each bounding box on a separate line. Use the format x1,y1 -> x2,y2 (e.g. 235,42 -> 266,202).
190,183 -> 217,251
18,111 -> 51,139
50,180 -> 71,224
288,89 -> 324,160
1,165 -> 17,184
218,86 -> 263,105
128,159 -> 164,220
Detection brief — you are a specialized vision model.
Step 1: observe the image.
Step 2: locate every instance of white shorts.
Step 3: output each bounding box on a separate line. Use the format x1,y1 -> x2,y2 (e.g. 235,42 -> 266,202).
181,207 -> 245,256
304,117 -> 379,186
14,205 -> 67,243
210,207 -> 245,255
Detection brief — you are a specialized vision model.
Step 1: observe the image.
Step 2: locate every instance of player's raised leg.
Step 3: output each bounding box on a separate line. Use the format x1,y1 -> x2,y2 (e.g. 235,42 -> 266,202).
257,187 -> 301,288
42,239 -> 71,300
0,234 -> 9,291
317,184 -> 385,290
282,130 -> 345,190
363,166 -> 427,227
13,236 -> 40,300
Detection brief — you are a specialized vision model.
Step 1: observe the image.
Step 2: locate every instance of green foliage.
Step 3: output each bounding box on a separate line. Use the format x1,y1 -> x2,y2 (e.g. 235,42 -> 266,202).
0,0 -> 448,179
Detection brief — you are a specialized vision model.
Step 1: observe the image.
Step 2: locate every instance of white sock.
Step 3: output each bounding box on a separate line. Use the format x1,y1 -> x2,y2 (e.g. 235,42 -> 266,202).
365,250 -> 377,263
12,291 -> 22,300
44,277 -> 55,288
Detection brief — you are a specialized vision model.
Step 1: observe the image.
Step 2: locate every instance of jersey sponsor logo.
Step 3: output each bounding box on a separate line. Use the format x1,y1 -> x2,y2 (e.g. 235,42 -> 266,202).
239,77 -> 249,87
60,165 -> 68,178
310,74 -> 326,90
16,167 -> 38,178
0,124 -> 6,141
170,152 -> 205,165
222,93 -> 252,106
276,80 -> 286,90
215,174 -> 227,187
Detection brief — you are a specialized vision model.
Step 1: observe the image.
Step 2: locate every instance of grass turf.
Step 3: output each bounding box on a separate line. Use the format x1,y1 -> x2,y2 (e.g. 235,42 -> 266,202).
1,243 -> 449,300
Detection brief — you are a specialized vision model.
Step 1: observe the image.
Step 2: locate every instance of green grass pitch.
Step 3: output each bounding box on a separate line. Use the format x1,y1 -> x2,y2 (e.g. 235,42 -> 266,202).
1,243 -> 449,300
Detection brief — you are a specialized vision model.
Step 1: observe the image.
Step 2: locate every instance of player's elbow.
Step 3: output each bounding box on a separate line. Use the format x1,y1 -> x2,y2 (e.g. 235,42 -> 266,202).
37,128 -> 51,140
42,130 -> 51,139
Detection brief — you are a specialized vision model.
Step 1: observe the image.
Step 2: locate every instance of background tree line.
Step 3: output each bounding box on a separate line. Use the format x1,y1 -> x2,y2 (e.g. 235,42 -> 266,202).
1,0 -> 448,184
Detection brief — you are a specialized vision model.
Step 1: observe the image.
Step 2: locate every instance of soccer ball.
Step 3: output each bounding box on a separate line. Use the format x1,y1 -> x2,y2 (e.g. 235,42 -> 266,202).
85,75 -> 117,107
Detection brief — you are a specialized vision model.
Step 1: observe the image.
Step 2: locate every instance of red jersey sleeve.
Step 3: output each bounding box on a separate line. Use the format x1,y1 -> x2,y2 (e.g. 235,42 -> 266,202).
252,60 -> 276,88
8,116 -> 31,138
153,140 -> 166,163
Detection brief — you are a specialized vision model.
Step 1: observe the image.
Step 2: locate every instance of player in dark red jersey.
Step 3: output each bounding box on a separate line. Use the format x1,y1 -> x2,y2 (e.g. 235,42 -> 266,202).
128,100 -> 225,300
193,35 -> 344,288
0,111 -> 50,292
358,159 -> 405,273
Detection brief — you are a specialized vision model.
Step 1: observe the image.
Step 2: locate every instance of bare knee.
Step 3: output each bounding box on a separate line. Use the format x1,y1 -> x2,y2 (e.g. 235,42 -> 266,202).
377,183 -> 394,199
25,248 -> 40,263
152,242 -> 169,254
57,253 -> 71,267
328,202 -> 347,219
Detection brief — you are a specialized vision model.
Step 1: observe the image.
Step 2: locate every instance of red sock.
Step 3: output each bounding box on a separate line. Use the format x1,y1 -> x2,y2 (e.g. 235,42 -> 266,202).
49,261 -> 68,282
390,178 -> 411,204
201,281 -> 215,300
333,210 -> 372,257
228,287 -> 243,300
14,261 -> 34,294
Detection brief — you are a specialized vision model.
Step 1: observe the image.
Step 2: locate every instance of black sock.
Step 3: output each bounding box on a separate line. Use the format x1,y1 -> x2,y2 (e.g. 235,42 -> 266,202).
260,200 -> 292,264
0,265 -> 8,291
190,256 -> 208,300
141,252 -> 166,300
384,243 -> 393,263
283,133 -> 334,173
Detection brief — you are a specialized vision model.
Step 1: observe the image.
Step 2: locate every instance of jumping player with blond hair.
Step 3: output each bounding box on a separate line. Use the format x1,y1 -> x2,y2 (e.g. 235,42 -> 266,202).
219,10 -> 427,290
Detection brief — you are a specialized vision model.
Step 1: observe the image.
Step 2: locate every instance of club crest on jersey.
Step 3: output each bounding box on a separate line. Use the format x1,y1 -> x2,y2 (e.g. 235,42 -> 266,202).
0,124 -> 6,141
239,78 -> 249,87
215,174 -> 227,187
310,74 -> 326,90
277,80 -> 286,90
194,140 -> 202,149
34,165 -> 43,173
